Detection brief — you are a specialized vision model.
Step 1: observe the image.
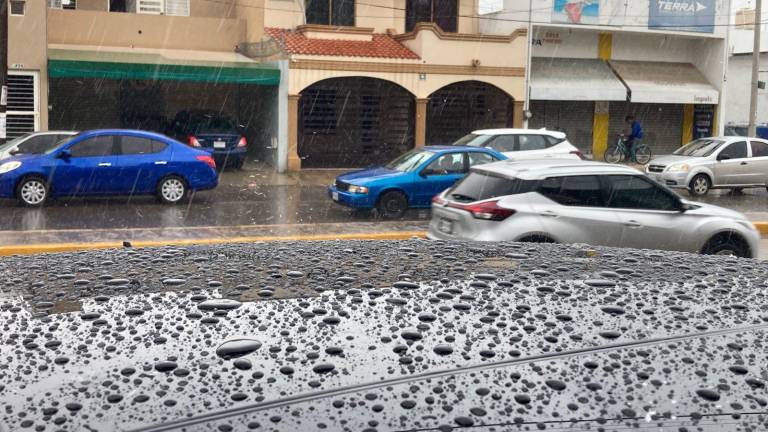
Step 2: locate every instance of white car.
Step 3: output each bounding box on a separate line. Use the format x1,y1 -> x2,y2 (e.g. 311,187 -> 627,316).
0,131 -> 77,160
452,128 -> 583,160
429,159 -> 760,258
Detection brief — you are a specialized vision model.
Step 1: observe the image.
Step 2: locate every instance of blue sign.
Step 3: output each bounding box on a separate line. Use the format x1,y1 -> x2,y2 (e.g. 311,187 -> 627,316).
649,0 -> 716,33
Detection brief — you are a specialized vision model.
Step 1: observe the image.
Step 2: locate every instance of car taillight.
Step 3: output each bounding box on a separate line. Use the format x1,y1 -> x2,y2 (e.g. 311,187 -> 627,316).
432,195 -> 447,206
196,155 -> 216,169
188,136 -> 201,147
446,199 -> 515,221
237,136 -> 247,148
570,150 -> 584,159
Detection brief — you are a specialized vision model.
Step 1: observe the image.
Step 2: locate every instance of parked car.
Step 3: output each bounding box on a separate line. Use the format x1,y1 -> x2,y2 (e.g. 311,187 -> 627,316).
328,146 -> 506,218
169,110 -> 247,169
0,129 -> 218,206
429,159 -> 760,258
0,131 -> 77,160
646,136 -> 768,196
452,128 -> 584,160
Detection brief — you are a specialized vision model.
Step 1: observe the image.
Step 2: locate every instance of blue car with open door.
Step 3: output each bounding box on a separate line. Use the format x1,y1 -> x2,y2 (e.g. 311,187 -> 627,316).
0,129 -> 218,207
328,146 -> 506,218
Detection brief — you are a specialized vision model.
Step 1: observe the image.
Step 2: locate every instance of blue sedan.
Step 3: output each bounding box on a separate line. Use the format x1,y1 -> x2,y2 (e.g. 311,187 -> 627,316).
328,146 -> 506,218
0,129 -> 219,206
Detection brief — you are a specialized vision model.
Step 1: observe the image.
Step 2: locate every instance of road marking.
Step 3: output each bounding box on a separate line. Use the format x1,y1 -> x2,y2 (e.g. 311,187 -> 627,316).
0,231 -> 429,256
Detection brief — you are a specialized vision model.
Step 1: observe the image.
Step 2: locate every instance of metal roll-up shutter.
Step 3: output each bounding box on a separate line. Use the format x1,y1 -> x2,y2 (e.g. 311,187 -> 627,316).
529,100 -> 594,154
609,102 -> 683,156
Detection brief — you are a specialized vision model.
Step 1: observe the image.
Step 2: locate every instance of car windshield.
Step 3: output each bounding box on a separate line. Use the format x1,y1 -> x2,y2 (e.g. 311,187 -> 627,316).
189,115 -> 237,133
452,133 -> 495,147
44,133 -> 82,154
673,139 -> 725,157
449,171 -> 537,202
0,133 -> 33,152
384,149 -> 435,172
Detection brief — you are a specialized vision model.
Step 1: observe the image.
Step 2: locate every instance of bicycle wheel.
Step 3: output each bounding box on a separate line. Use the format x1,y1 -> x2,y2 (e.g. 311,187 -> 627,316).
634,145 -> 652,164
604,145 -> 623,164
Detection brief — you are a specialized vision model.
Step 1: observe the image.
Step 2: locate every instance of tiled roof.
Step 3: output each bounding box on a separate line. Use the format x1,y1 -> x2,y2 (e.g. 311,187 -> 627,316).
265,28 -> 420,60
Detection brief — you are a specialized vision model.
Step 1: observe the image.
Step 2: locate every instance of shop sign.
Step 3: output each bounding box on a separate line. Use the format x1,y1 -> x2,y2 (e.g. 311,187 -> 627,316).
532,32 -> 562,46
693,105 -> 715,139
649,0 -> 716,33
552,0 -> 599,25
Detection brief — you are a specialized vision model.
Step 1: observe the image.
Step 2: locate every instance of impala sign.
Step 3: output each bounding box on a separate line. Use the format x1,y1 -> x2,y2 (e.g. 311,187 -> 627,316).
649,0 -> 716,33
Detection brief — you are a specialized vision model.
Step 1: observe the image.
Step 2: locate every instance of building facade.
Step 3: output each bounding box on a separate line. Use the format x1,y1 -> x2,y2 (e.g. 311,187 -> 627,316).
7,0 -> 528,171
724,7 -> 768,128
481,0 -> 730,158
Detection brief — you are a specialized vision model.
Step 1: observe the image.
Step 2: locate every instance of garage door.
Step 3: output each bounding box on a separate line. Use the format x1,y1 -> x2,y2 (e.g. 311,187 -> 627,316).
529,100 -> 593,154
609,102 -> 683,156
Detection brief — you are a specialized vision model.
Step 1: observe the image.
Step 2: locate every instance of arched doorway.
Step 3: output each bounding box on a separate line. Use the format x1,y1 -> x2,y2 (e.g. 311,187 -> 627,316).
299,77 -> 415,168
426,81 -> 514,145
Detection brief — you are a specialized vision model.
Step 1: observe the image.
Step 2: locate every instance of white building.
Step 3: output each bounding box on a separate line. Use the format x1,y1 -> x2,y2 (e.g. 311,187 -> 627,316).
481,0 -> 730,157
724,8 -> 768,128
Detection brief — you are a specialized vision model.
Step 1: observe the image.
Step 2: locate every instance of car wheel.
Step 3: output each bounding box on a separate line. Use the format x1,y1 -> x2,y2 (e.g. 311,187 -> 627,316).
688,174 -> 710,196
518,235 -> 556,243
701,233 -> 750,258
157,176 -> 188,205
16,177 -> 48,207
376,191 -> 408,219
232,159 -> 245,170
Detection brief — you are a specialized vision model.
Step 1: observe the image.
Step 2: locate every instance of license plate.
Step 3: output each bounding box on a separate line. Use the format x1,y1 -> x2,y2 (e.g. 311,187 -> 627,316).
438,218 -> 453,234
332,191 -> 339,201
213,140 -> 226,149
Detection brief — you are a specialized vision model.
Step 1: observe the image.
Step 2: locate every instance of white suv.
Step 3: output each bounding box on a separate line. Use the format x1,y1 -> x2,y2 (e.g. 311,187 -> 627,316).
452,128 -> 583,160
429,159 -> 759,258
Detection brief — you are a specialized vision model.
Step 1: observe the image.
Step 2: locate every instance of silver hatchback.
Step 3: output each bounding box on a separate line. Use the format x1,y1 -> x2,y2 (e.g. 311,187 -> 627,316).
646,136 -> 768,196
428,159 -> 760,258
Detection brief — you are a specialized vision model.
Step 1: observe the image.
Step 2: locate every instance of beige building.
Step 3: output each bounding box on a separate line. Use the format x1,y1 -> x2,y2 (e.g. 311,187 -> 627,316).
7,0 -> 527,171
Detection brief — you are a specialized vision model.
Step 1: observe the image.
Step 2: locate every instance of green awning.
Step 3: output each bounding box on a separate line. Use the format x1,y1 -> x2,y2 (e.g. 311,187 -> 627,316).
48,59 -> 280,85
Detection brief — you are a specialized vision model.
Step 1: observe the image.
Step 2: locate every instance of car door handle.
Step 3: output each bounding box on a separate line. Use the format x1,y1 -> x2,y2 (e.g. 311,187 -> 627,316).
154,161 -> 168,165
624,220 -> 642,228
539,210 -> 558,217
741,161 -> 748,165
98,162 -> 112,167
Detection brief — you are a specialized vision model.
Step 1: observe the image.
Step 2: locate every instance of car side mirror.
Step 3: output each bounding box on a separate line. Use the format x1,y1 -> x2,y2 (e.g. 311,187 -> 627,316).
677,200 -> 695,212
717,154 -> 731,161
419,169 -> 434,177
9,149 -> 19,156
57,149 -> 72,160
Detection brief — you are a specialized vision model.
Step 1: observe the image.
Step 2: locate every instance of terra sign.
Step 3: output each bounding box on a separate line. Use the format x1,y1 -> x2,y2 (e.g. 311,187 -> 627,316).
649,0 -> 716,33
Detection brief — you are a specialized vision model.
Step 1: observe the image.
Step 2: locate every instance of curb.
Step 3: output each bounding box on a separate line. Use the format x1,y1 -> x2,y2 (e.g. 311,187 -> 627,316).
0,231 -> 428,257
754,222 -> 768,237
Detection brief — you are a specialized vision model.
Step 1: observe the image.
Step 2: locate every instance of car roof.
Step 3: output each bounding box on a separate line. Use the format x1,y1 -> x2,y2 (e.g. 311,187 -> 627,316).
26,130 -> 77,136
470,128 -> 567,139
77,129 -> 173,141
472,158 -> 643,179
422,145 -> 500,154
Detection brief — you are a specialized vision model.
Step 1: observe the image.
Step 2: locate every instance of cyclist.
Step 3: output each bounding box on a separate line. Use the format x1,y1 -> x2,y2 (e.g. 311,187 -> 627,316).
622,115 -> 644,155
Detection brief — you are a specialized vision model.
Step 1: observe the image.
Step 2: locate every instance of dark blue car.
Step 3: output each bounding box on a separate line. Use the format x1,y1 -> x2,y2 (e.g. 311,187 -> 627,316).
0,129 -> 218,206
328,146 -> 506,218
170,110 -> 247,169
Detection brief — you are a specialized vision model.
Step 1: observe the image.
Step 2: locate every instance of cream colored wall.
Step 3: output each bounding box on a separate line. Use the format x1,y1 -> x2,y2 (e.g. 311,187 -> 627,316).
76,0 -> 107,11
400,30 -> 526,68
236,0 -> 266,41
192,0 -> 236,17
47,9 -> 246,50
264,0 -> 304,29
8,0 -> 49,129
458,0 -> 477,34
356,0 -> 402,32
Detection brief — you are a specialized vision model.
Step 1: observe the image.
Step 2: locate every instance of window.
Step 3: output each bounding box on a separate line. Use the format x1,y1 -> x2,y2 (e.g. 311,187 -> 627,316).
109,0 -> 128,12
17,135 -> 61,154
750,141 -> 768,157
48,0 -> 76,9
386,149 -> 435,172
120,136 -> 167,155
424,152 -> 466,175
306,0 -> 354,26
5,72 -> 38,139
68,136 -> 116,158
537,175 -> 603,207
10,1 -> 25,16
487,136 -> 516,153
718,141 -> 748,160
449,172 -> 536,202
468,152 -> 498,167
546,136 -> 564,146
406,0 -> 457,32
518,135 -> 549,151
604,175 -> 679,211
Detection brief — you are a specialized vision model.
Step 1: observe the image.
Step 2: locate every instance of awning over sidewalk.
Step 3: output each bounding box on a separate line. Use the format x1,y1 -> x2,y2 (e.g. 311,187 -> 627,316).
530,57 -> 627,101
609,61 -> 718,105
48,44 -> 280,85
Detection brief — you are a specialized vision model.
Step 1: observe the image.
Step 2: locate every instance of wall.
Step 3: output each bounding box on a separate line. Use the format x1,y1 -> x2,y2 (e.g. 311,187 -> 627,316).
47,9 -> 246,51
725,54 -> 768,125
8,0 -> 49,129
236,0 -> 266,41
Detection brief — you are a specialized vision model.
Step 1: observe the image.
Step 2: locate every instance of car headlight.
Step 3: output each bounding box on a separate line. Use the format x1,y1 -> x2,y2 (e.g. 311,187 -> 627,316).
666,163 -> 690,173
0,161 -> 22,174
348,185 -> 369,194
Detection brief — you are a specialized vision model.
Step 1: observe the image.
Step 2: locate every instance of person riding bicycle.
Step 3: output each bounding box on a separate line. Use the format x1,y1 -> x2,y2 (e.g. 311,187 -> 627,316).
622,115 -> 644,154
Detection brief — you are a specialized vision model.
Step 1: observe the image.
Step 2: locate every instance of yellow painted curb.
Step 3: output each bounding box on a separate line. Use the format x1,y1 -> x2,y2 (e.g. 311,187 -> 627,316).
0,231 -> 428,257
754,222 -> 768,237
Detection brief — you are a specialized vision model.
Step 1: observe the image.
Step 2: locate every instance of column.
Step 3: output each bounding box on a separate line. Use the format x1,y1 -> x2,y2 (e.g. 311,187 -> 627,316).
513,100 -> 525,128
415,98 -> 429,147
592,101 -> 609,159
682,104 -> 694,145
287,94 -> 301,172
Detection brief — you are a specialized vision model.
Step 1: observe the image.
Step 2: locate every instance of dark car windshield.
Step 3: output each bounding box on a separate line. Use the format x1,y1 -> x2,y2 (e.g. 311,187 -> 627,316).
385,149 -> 435,172
0,133 -> 33,152
44,133 -> 83,154
452,133 -> 495,147
673,139 -> 725,157
189,115 -> 237,134
449,171 -> 537,202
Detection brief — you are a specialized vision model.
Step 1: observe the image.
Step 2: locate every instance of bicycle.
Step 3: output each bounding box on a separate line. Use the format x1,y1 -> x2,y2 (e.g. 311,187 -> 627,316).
604,135 -> 652,164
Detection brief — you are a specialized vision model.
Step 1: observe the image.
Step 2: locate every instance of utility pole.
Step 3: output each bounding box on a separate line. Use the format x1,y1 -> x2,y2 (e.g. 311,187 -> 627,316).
748,0 -> 762,137
522,0 -> 533,128
0,0 -> 8,144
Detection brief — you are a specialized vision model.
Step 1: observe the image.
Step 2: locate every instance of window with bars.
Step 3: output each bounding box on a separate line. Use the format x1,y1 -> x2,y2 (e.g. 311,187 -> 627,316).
305,0 -> 354,26
48,0 -> 77,9
5,72 -> 39,139
10,1 -> 26,16
136,0 -> 190,15
405,0 -> 457,32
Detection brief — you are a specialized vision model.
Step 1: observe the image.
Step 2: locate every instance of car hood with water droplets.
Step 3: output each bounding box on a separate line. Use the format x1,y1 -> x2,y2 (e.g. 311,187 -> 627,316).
0,241 -> 767,432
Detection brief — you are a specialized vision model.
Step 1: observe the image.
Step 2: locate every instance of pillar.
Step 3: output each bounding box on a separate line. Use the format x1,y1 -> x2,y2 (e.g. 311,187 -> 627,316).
415,98 -> 429,147
593,101 -> 609,159
287,94 -> 301,172
682,104 -> 694,145
513,100 -> 525,128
